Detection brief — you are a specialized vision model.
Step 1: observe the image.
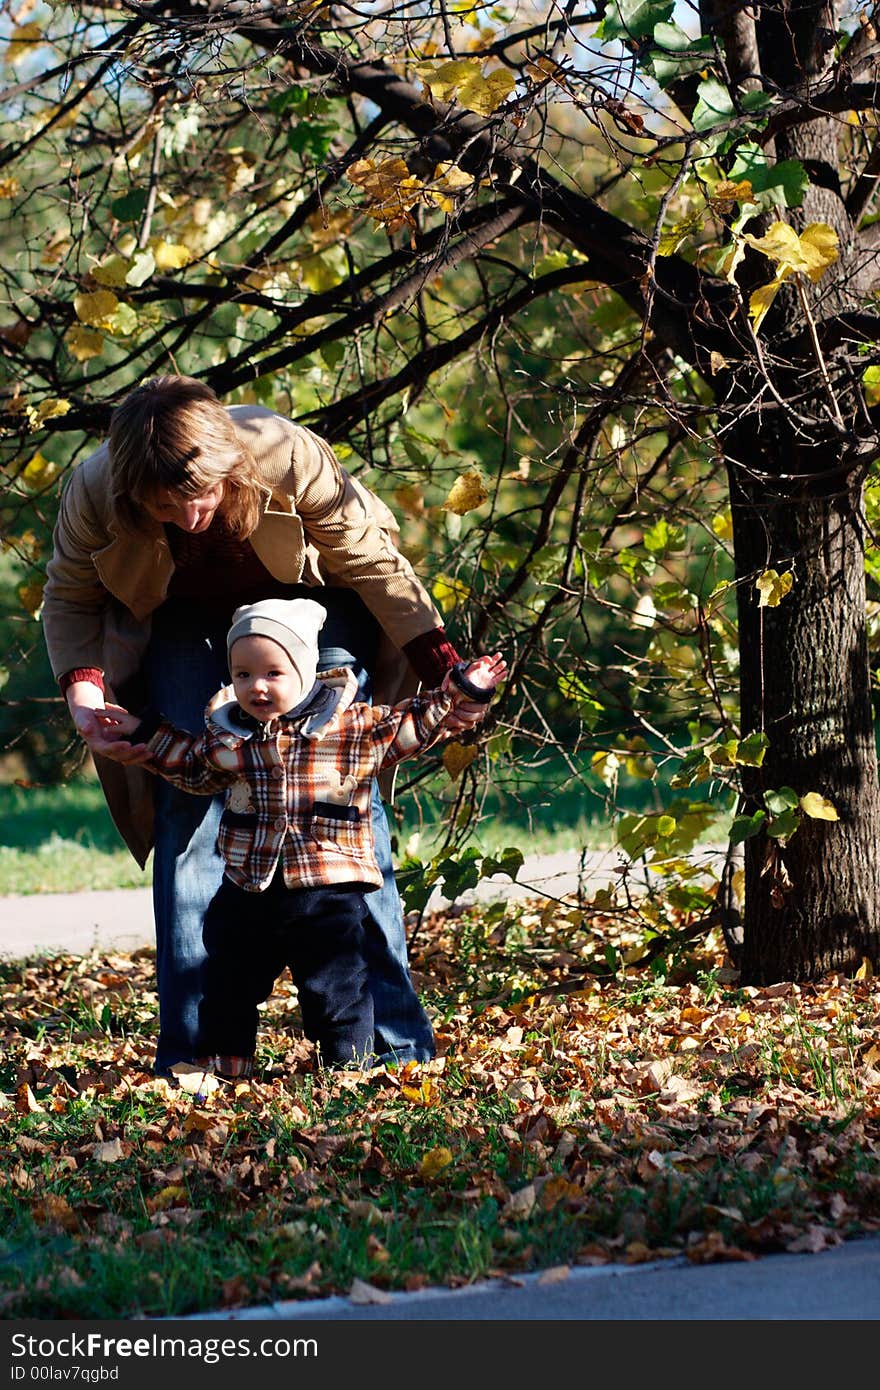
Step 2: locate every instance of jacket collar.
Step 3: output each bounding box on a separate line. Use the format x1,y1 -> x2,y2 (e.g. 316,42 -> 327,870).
205,666 -> 360,741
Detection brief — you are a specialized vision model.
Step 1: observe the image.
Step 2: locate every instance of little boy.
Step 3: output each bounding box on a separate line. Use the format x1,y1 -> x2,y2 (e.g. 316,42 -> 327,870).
100,598 -> 505,1077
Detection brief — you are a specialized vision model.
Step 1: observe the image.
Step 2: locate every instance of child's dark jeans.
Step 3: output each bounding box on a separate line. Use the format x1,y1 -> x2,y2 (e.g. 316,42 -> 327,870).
199,867 -> 375,1066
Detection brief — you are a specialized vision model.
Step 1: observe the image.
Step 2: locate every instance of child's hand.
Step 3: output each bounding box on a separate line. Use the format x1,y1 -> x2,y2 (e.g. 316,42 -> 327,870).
442,653 -> 506,732
462,653 -> 507,692
94,704 -> 141,739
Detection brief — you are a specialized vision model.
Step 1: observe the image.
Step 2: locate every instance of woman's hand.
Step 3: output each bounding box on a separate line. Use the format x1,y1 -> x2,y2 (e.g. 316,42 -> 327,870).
442,698 -> 488,735
67,683 -> 153,765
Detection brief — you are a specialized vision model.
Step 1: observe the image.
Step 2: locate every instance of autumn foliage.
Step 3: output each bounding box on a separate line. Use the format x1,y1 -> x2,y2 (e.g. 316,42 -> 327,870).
2,893 -> 879,1319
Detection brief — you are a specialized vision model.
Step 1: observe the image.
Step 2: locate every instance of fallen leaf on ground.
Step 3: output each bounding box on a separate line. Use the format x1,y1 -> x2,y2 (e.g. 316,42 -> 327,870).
349,1277 -> 393,1305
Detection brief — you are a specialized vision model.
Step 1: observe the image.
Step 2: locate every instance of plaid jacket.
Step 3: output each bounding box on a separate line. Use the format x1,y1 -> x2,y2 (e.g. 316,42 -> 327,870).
139,667 -> 456,893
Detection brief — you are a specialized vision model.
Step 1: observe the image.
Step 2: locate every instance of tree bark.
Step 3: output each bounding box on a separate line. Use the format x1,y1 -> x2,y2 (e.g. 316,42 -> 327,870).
729,434 -> 880,981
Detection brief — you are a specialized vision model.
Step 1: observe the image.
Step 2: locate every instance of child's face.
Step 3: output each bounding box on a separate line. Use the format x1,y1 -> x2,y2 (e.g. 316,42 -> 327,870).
230,635 -> 304,721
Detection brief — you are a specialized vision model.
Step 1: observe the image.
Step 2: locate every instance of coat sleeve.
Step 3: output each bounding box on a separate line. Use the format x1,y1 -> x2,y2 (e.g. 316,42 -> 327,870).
366,689 -> 456,772
42,452 -> 113,679
288,424 -> 445,650
144,722 -> 238,796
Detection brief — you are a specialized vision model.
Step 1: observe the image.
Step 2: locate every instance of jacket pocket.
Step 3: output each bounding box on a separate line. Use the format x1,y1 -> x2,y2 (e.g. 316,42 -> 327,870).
309,801 -> 365,857
218,810 -> 257,868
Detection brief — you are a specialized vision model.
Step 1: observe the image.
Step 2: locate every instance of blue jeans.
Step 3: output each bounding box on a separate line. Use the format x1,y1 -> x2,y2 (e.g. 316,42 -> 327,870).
145,589 -> 435,1074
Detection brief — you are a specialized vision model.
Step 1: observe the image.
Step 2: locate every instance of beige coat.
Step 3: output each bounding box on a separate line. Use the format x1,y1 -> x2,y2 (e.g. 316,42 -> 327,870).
42,404 -> 443,865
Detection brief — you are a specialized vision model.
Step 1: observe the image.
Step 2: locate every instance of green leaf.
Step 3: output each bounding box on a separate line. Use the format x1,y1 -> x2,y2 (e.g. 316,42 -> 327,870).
706,738 -> 739,767
863,365 -> 880,406
765,786 -> 799,815
287,120 -> 334,159
110,188 -> 148,222
557,674 -> 605,729
124,249 -> 155,287
737,731 -> 769,766
730,809 -> 767,844
766,807 -> 800,840
267,85 -> 310,115
597,0 -> 673,42
395,860 -> 436,915
650,22 -> 715,87
727,145 -> 809,209
320,341 -> 345,369
439,847 -> 482,901
692,79 -> 772,132
480,847 -> 524,881
643,517 -> 685,553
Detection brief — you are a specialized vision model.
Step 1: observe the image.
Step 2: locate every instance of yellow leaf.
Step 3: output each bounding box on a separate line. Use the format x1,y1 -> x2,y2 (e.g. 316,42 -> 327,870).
146,1184 -> 188,1212
719,238 -> 746,282
5,22 -> 43,65
433,161 -> 473,191
709,351 -> 728,376
442,742 -> 478,780
442,470 -> 487,514
65,325 -> 104,362
748,275 -> 784,332
393,484 -> 425,518
591,749 -> 620,788
401,1077 -> 439,1106
418,58 -> 480,102
744,223 -> 838,330
92,254 -> 132,288
855,956 -> 874,980
74,289 -> 119,328
657,211 -> 703,257
755,568 -> 793,607
709,179 -> 753,214
798,223 -> 839,282
299,247 -> 345,294
32,1194 -> 78,1232
431,574 -> 469,613
798,791 -> 839,821
743,221 -> 805,272
0,177 -> 20,198
457,67 -> 516,116
20,451 -> 59,489
25,398 -> 71,430
418,1146 -> 453,1179
18,580 -> 45,617
151,240 -> 195,271
712,508 -> 733,539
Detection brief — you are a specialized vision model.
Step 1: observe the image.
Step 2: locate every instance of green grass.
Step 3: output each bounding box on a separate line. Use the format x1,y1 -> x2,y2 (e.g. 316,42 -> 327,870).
0,760 -> 710,896
0,774 -> 618,896
0,782 -> 153,894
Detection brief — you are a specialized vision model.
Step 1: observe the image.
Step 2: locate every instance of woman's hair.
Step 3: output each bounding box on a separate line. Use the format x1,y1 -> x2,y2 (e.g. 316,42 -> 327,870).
108,375 -> 263,538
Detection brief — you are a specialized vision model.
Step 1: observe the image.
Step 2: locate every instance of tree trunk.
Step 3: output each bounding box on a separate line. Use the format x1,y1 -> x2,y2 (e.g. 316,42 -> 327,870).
729,440 -> 880,981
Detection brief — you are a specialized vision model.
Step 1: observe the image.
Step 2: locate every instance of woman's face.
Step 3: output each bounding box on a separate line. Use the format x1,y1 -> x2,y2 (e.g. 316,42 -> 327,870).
142,482 -> 225,533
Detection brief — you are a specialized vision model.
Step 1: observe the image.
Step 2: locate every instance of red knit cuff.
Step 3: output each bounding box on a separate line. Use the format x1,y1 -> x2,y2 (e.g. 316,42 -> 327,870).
402,628 -> 462,685
59,667 -> 105,696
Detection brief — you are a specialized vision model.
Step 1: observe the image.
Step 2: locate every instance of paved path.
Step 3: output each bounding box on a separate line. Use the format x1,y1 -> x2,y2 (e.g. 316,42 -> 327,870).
0,849 -> 628,959
187,1235 -> 880,1321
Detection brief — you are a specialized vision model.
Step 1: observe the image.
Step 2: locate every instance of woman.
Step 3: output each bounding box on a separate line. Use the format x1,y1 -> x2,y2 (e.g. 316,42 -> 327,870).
42,375 -> 475,1076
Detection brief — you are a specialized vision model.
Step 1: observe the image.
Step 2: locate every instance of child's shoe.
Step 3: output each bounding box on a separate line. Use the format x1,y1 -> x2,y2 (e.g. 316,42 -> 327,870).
195,1054 -> 254,1080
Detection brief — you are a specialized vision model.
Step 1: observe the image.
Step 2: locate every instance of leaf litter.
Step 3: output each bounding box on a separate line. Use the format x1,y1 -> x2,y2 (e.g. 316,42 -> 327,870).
0,897 -> 878,1318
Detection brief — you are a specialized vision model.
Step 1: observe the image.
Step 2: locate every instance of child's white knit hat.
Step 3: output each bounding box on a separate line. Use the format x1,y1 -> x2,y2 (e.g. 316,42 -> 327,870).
227,597 -> 327,674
